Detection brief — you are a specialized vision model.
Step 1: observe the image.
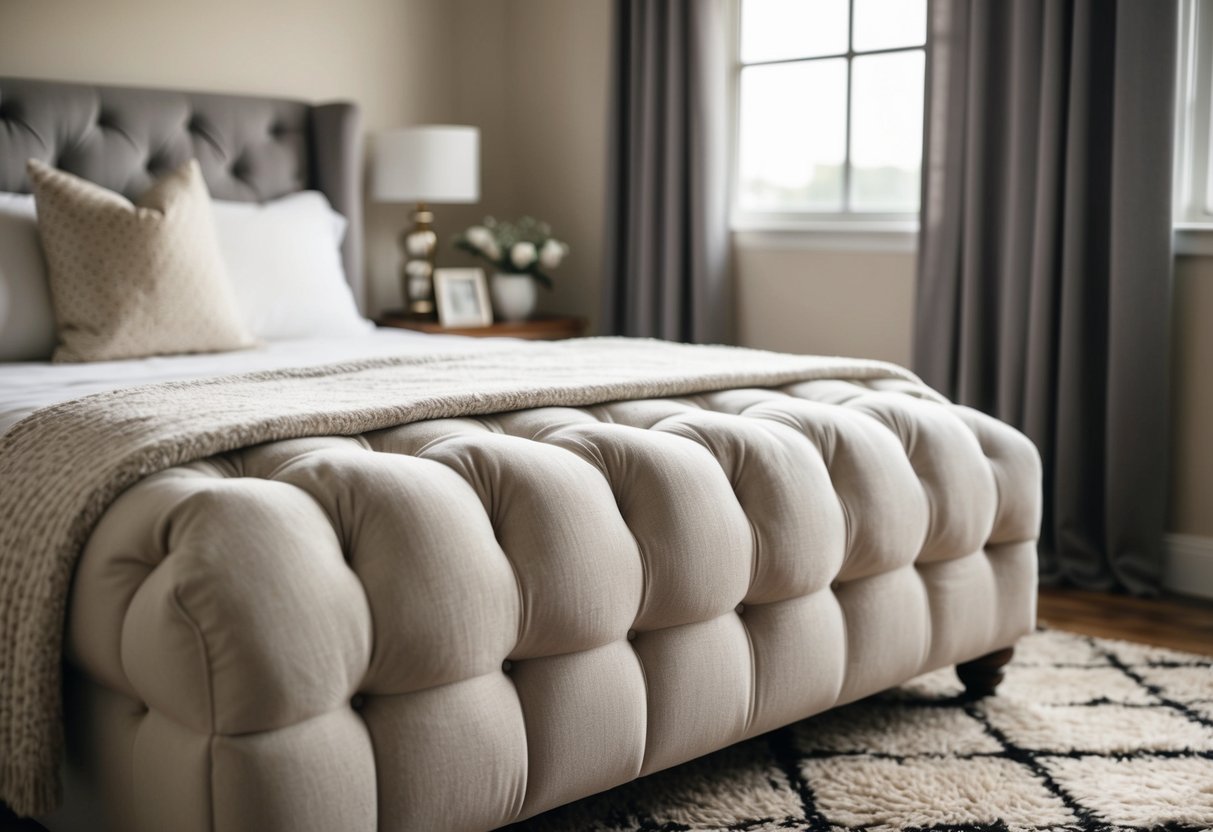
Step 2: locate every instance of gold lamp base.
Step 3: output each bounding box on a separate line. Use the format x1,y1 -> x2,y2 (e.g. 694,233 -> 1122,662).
401,203 -> 438,318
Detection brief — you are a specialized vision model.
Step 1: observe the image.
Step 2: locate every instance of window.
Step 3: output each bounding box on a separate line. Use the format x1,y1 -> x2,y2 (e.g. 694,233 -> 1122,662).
1175,0 -> 1213,226
732,0 -> 927,229
1173,0 -> 1213,253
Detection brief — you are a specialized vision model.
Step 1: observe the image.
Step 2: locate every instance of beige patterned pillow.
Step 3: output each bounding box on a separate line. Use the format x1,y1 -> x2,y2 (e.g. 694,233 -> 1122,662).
27,158 -> 255,362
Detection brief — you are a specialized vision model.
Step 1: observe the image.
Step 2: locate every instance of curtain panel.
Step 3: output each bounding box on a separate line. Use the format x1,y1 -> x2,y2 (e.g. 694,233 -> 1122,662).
915,0 -> 1177,592
604,0 -> 732,343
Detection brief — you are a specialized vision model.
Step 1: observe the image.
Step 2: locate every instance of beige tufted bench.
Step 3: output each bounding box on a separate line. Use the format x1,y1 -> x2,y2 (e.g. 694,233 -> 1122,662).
55,380 -> 1040,832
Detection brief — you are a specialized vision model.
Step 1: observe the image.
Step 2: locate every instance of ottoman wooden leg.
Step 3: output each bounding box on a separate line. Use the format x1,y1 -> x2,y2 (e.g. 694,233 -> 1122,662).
956,646 -> 1015,699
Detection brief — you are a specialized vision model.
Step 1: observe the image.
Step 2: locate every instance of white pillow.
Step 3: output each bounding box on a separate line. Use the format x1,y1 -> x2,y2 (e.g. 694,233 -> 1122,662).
0,188 -> 371,362
210,191 -> 372,341
0,193 -> 57,361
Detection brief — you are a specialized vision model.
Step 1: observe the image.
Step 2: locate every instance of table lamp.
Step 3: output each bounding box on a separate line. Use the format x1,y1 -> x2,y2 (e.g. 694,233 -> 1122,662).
373,125 -> 480,317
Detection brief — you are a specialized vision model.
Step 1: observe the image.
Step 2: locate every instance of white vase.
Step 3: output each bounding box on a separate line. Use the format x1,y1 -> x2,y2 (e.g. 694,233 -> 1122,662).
491,273 -> 539,322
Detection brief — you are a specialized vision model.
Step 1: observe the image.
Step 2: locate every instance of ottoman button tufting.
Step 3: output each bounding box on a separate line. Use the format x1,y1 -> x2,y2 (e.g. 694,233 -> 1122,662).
502,659 -> 513,673
350,694 -> 366,711
626,629 -> 637,641
735,603 -> 746,615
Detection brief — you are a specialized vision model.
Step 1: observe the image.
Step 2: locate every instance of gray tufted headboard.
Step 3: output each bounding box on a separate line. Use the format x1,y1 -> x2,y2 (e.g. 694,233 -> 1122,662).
0,76 -> 365,310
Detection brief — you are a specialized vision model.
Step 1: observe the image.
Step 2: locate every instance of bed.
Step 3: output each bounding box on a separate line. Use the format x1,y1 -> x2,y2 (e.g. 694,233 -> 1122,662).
0,77 -> 1041,832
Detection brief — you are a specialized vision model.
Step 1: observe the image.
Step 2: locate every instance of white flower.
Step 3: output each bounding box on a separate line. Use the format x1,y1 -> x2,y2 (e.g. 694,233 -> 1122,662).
465,225 -> 494,251
510,241 -> 537,269
482,239 -> 502,260
539,238 -> 566,270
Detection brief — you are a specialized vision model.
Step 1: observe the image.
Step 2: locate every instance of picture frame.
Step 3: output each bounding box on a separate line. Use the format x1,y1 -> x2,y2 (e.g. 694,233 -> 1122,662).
433,268 -> 493,328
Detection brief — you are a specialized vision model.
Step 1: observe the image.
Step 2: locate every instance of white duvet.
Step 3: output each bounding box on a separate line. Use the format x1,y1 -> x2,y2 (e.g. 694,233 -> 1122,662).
0,329 -> 515,436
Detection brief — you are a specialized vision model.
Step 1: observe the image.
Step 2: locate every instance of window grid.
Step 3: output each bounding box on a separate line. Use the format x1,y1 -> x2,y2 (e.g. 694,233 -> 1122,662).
733,0 -> 927,223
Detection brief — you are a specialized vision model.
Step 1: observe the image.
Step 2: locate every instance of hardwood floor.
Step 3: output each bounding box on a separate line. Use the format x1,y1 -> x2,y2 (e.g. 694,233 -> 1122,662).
1038,585 -> 1213,656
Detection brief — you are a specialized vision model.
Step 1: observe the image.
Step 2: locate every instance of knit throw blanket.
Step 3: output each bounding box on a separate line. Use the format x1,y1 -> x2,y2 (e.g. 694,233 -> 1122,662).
0,338 -> 924,816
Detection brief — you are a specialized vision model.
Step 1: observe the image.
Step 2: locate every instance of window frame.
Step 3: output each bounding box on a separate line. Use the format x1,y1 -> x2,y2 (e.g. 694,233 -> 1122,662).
728,0 -> 927,240
1174,0 -> 1213,253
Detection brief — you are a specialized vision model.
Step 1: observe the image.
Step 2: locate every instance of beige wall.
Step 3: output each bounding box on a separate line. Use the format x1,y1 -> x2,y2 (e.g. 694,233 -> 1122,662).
445,0 -> 516,250
735,243 -> 916,364
502,0 -> 612,330
443,0 -> 612,331
0,0 -> 463,313
1172,257 -> 1213,538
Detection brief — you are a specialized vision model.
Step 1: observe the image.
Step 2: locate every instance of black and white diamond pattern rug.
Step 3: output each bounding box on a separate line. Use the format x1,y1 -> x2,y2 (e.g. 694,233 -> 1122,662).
511,630 -> 1213,832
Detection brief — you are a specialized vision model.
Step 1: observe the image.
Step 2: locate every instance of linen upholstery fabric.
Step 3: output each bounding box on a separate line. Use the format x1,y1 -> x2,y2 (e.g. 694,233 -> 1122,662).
28,159 -> 254,362
0,77 -> 365,310
913,0 -> 1176,592
0,339 -> 1040,823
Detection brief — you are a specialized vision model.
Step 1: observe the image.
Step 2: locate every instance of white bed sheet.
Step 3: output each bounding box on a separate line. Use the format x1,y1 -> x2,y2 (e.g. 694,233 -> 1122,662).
0,329 -> 516,436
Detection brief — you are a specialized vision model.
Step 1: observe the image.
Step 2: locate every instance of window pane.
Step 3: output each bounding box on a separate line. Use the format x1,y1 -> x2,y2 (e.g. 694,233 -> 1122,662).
853,0 -> 927,52
850,50 -> 925,212
739,60 -> 847,212
741,0 -> 848,63
1204,68 -> 1213,215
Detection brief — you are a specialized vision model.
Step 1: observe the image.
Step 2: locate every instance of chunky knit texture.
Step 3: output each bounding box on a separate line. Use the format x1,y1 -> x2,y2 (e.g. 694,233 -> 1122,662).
0,338 -> 926,816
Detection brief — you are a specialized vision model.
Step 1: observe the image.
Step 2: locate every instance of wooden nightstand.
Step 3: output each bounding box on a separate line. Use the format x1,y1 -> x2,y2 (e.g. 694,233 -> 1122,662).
377,312 -> 587,341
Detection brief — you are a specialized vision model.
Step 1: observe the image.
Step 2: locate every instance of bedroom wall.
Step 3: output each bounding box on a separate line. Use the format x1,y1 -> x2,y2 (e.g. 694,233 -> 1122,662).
442,0 -> 613,332
0,0 -> 463,313
734,244 -> 915,364
444,0 -> 516,254
1172,257 -> 1213,540
502,0 -> 612,330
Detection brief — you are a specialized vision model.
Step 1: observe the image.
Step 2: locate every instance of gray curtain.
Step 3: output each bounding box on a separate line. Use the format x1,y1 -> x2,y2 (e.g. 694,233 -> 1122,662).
915,0 -> 1176,593
604,0 -> 732,343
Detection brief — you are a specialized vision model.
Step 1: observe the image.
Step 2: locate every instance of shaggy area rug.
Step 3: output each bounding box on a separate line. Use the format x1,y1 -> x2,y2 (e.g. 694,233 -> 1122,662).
510,630 -> 1213,832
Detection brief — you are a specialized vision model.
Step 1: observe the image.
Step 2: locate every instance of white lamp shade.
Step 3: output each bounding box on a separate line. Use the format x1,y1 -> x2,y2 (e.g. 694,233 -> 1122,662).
372,126 -> 480,204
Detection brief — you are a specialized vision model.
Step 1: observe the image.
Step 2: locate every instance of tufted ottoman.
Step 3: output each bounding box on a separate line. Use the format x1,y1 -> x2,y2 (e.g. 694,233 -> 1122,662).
51,380 -> 1039,832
